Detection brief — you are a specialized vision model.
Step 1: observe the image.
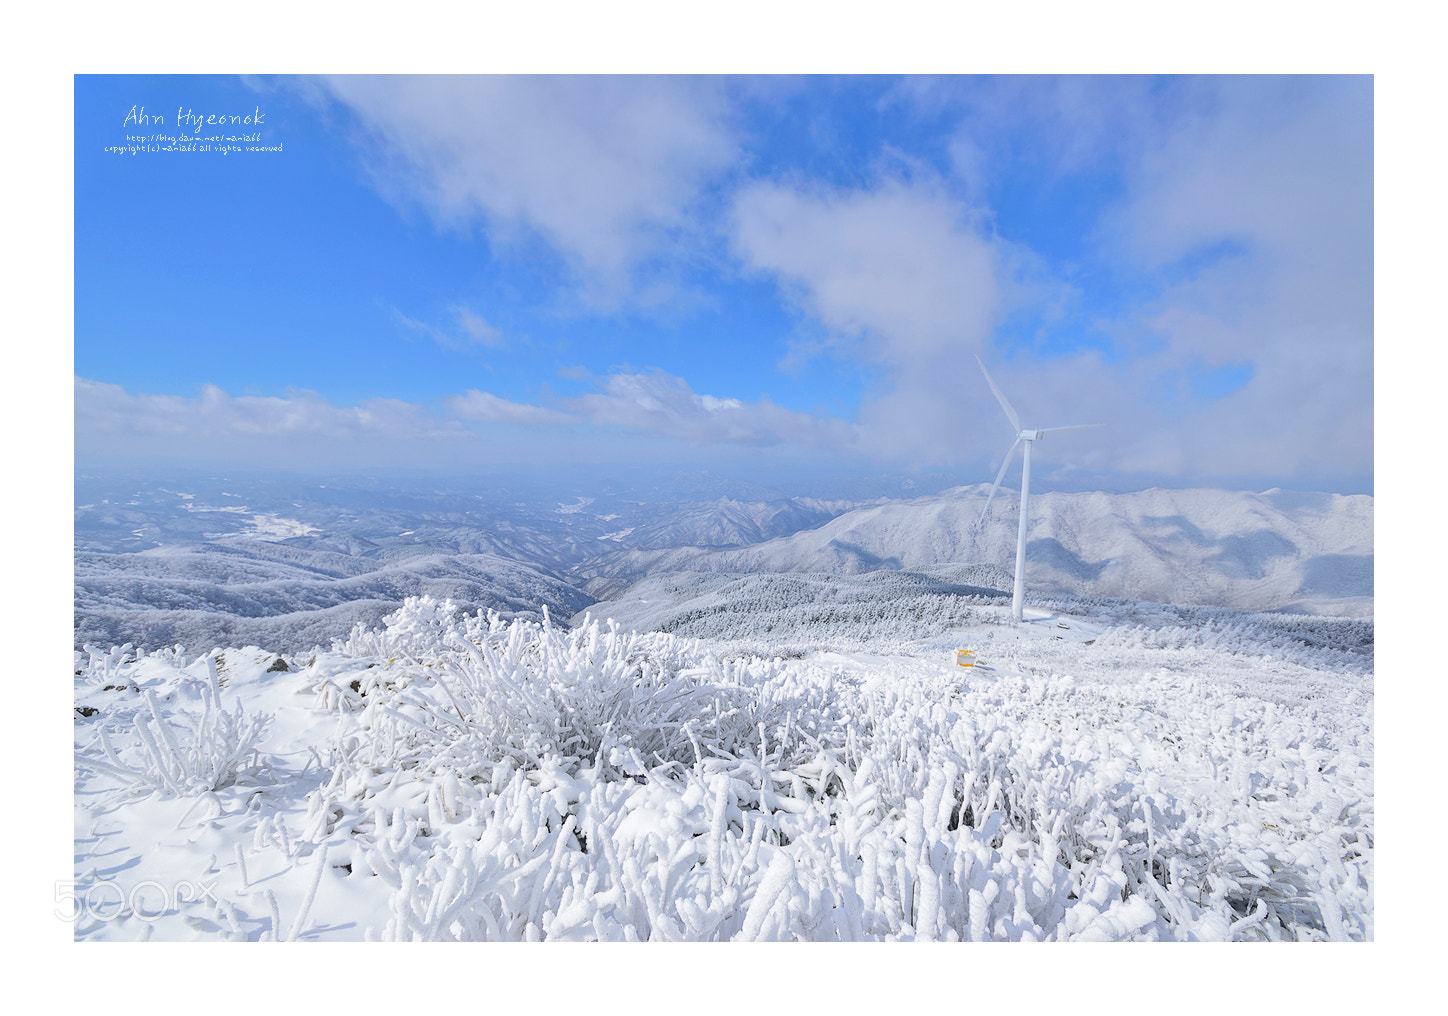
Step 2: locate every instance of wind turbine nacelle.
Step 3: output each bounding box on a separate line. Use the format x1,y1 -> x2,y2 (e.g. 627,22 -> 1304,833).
1020,429 -> 1045,441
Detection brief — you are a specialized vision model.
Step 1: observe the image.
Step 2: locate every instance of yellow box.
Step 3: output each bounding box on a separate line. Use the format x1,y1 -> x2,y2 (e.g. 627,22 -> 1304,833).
955,649 -> 975,667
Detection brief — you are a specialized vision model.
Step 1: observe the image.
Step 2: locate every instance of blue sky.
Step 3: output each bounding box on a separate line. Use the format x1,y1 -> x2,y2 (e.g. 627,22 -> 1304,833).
74,74 -> 1374,492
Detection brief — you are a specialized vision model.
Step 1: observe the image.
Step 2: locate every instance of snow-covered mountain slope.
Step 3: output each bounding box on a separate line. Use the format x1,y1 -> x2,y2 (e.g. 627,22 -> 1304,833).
576,566 -> 1015,653
74,477 -> 881,654
75,474 -> 874,565
605,496 -> 870,550
583,487 -> 1372,616
75,543 -> 591,654
577,565 -> 1375,664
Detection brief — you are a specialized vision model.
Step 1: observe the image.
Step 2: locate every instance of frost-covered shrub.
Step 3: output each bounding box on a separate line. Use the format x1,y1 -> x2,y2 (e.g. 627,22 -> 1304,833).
325,595 -> 469,660
437,614 -> 770,774
75,588 -> 1370,941
320,598 -> 782,779
283,599 -> 1370,941
81,655 -> 273,798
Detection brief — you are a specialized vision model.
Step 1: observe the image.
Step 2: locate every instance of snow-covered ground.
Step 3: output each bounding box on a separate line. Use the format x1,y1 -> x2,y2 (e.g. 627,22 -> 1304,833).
72,595 -> 1372,941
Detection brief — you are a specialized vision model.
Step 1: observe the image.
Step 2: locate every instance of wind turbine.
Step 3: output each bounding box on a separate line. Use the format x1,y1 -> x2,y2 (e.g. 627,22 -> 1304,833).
974,355 -> 1102,621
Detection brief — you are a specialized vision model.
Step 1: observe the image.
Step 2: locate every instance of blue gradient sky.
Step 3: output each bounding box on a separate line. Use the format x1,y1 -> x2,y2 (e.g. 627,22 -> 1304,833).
74,74 -> 1373,492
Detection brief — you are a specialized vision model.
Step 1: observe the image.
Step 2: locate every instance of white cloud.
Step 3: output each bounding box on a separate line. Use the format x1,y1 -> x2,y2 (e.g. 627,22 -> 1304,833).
394,305 -> 506,351
734,179 -> 1000,358
76,378 -> 459,440
566,370 -> 858,450
447,390 -> 576,426
732,176 -> 1010,465
730,78 -> 1373,486
1101,76 -> 1373,483
454,307 -> 504,349
952,76 -> 1159,182
450,370 -> 857,450
76,372 -> 860,471
75,378 -> 472,470
314,75 -> 738,308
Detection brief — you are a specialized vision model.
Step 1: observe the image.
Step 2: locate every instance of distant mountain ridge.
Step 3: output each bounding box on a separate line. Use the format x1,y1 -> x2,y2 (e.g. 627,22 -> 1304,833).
72,477 -> 881,653
75,543 -> 592,654
74,478 -> 1373,655
580,486 -> 1372,616
608,496 -> 875,550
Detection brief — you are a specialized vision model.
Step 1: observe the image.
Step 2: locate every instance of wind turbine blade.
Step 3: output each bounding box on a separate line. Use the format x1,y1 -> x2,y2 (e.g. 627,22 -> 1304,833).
974,356 -> 1020,433
976,438 -> 1021,529
1037,423 -> 1105,437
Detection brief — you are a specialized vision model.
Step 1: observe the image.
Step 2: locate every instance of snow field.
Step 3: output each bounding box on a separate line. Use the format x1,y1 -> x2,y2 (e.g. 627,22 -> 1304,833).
73,596 -> 1371,941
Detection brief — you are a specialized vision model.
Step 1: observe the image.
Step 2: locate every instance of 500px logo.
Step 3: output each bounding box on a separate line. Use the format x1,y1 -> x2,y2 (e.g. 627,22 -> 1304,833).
56,878 -> 219,923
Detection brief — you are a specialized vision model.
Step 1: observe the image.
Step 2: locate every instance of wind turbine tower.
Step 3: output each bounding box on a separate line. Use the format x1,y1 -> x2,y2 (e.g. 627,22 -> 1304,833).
974,355 -> 1102,621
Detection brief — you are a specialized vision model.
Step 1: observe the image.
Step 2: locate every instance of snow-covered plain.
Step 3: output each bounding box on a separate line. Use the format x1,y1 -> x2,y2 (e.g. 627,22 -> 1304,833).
72,594 -> 1372,941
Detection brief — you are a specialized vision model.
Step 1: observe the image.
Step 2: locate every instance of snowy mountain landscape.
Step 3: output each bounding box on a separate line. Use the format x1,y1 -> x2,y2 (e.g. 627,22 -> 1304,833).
75,474 -> 1372,656
584,486 -> 1373,615
67,71 -> 1381,953
72,473 -> 1373,941
73,473 -> 882,653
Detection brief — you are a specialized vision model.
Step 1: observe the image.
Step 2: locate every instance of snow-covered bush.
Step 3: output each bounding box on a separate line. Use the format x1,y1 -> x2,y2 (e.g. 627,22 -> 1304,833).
436,615 -> 771,775
81,654 -> 272,798
316,598 -> 780,779
75,594 -> 1372,941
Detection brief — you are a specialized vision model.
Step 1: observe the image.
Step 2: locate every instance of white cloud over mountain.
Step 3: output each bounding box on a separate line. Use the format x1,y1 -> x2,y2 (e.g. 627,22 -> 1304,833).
315,75 -> 739,309
76,370 -> 861,468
